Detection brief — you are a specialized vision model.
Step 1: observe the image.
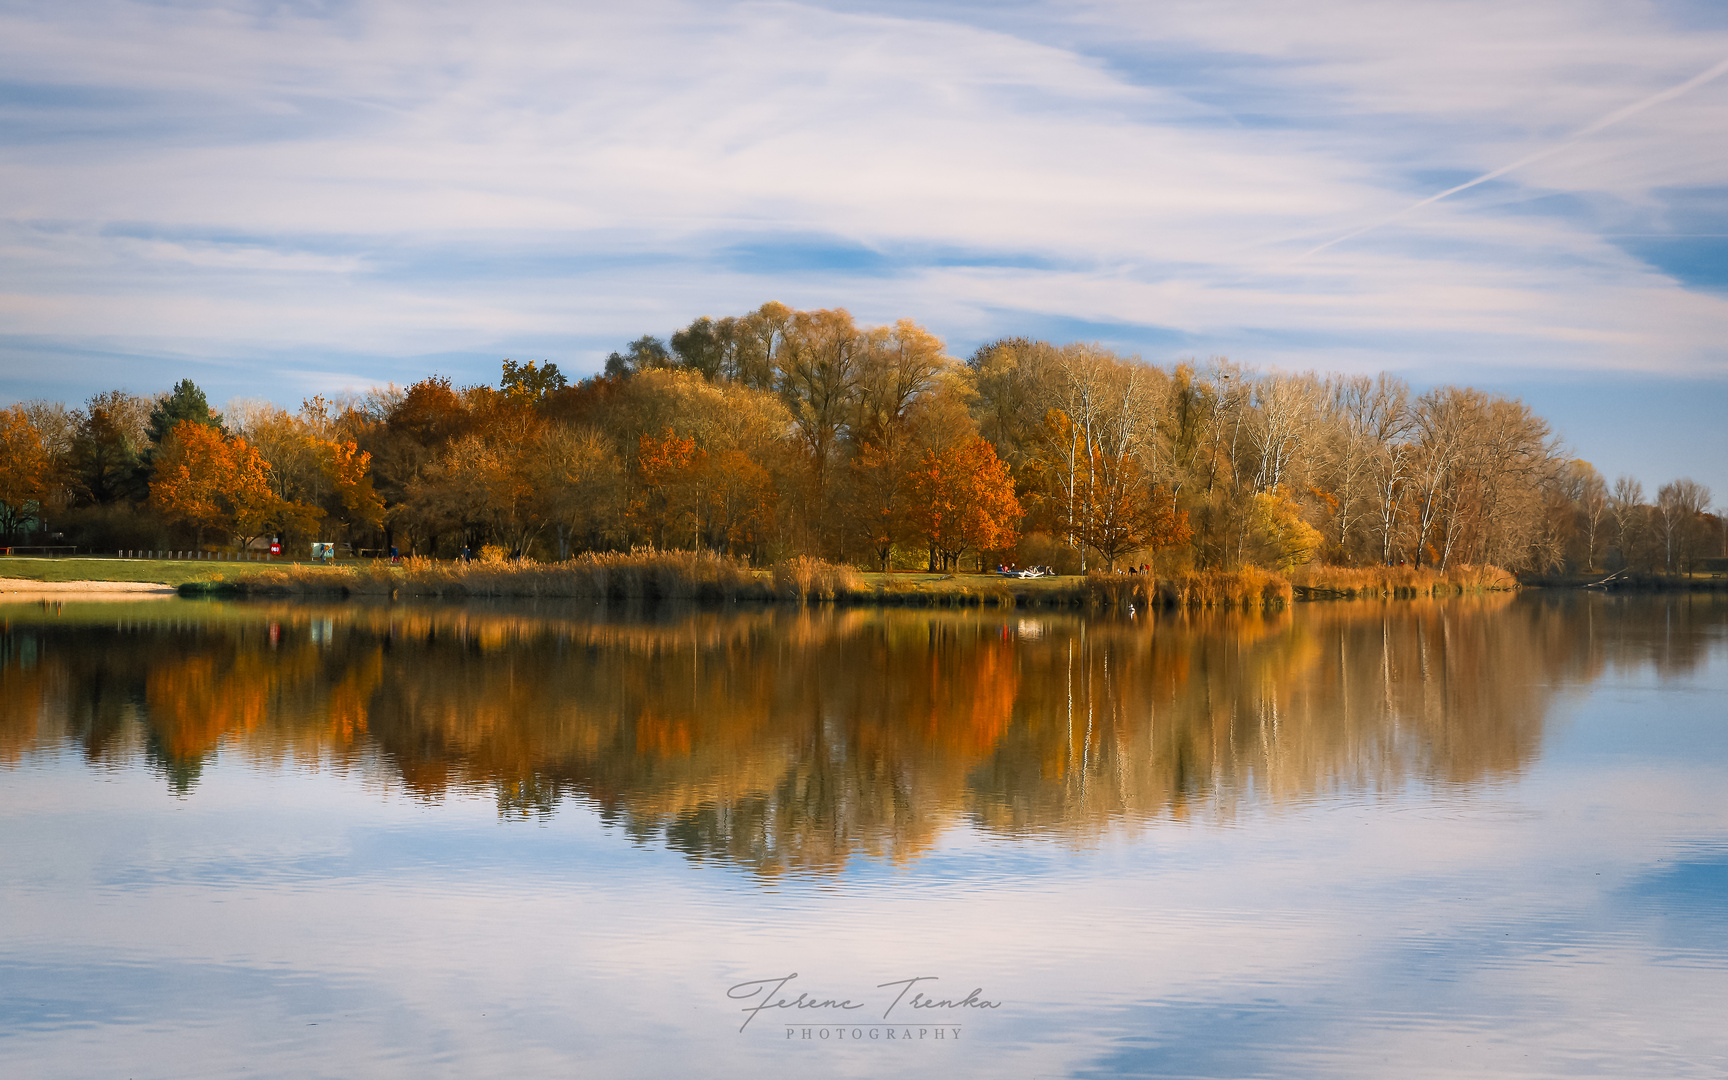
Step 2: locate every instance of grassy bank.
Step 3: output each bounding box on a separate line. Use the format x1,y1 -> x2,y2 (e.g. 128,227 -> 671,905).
857,571 -> 1085,607
0,554 -> 297,588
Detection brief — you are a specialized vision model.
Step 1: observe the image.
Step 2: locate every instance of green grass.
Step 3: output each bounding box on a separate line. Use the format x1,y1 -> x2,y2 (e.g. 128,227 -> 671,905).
0,555 -> 345,587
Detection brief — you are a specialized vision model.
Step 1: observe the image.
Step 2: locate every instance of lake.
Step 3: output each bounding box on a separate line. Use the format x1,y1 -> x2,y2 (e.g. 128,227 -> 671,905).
2,593 -> 1724,1078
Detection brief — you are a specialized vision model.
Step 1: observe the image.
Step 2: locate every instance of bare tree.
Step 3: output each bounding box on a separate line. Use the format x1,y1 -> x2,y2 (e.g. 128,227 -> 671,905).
1248,373 -> 1322,493
1321,374 -> 1410,563
1571,461 -> 1609,572
1657,478 -> 1712,573
1608,476 -> 1646,570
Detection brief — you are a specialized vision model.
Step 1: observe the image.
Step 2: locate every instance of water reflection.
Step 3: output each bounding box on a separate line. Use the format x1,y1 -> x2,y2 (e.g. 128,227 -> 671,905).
3,594 -> 1721,877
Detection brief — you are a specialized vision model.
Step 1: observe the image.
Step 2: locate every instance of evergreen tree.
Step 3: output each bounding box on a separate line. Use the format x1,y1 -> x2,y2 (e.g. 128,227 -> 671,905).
146,379 -> 223,450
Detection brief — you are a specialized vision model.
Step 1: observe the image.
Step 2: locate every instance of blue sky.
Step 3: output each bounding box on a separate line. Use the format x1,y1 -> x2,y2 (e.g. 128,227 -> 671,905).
1,0 -> 1724,497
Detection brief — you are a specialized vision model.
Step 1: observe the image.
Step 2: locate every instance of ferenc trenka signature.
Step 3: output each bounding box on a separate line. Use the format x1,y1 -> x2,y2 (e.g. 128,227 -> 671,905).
727,974 -> 1000,1031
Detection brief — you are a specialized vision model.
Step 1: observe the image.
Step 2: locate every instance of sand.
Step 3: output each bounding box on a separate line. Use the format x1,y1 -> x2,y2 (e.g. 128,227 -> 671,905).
0,578 -> 178,595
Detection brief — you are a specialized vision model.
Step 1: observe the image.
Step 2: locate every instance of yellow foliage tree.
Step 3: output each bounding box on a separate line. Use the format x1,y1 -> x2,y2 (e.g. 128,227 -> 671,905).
1247,488 -> 1322,571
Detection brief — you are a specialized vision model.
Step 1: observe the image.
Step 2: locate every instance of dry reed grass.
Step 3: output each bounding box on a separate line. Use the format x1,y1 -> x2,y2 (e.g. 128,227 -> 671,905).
770,556 -> 863,601
1288,563 -> 1515,599
192,552 -> 1513,608
222,550 -> 774,601
1087,566 -> 1292,610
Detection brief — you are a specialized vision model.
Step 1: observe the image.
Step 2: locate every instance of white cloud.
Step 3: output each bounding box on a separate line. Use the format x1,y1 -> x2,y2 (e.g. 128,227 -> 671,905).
0,0 -> 1725,398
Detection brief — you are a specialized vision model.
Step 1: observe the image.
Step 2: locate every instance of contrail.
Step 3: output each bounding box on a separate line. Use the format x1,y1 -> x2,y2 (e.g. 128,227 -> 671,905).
1299,53 -> 1728,259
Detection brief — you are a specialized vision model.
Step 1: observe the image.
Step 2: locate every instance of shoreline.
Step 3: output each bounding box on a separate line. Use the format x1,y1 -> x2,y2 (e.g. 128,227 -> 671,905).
1,577 -> 179,594
25,558 -> 1714,608
3,572 -> 1513,608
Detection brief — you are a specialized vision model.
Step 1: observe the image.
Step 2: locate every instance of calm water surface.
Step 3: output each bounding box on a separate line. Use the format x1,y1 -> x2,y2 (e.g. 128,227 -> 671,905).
2,593 -> 1724,1078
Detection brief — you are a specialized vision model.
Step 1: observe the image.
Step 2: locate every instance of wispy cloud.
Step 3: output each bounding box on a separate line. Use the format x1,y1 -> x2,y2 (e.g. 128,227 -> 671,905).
1298,51 -> 1728,258
1,0 -> 1725,407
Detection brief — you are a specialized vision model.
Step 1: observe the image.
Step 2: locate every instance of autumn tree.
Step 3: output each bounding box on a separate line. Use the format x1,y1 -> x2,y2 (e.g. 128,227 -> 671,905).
0,405 -> 54,535
969,337 -> 1061,479
669,316 -> 734,380
149,420 -> 276,546
1315,374 -> 1410,563
1245,489 -> 1321,571
372,376 -> 473,555
417,398 -> 551,557
838,321 -> 955,568
539,425 -> 627,556
705,449 -> 778,557
69,405 -> 144,505
500,359 -> 568,402
849,439 -> 911,570
230,399 -> 385,549
601,368 -> 791,557
1558,460 -> 1609,572
727,302 -> 793,390
603,336 -> 673,378
905,437 -> 1022,571
1081,454 -> 1192,571
778,307 -> 863,541
630,430 -> 705,549
1027,346 -> 1166,570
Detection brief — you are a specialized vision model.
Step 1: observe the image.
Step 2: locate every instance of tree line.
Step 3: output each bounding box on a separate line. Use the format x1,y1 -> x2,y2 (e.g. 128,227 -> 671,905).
1,300 -> 1720,574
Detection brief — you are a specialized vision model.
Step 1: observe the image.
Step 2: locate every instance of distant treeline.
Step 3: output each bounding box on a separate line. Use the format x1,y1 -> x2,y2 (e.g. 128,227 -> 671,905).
1,301 -> 1720,575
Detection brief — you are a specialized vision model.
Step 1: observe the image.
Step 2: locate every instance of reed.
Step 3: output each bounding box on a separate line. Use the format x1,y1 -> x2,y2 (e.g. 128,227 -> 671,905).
217,550 -> 775,601
187,554 -> 1511,608
1088,567 -> 1292,610
770,556 -> 863,601
1288,563 -> 1515,599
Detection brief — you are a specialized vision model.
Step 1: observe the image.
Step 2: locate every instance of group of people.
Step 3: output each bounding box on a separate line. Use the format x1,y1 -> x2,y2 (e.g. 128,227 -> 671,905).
996,564 -> 1055,578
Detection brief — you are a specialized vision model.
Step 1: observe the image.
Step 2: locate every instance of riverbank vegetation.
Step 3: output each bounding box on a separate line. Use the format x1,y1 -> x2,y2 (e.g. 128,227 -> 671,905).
1289,563 -> 1517,599
3,302 -> 1719,592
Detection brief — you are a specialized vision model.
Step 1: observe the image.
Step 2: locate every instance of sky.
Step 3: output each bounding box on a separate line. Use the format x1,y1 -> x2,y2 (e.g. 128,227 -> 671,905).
1,0 -> 1724,498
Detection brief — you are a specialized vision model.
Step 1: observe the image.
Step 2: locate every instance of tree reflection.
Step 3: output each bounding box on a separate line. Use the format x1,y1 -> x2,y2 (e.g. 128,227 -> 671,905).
2,594 -> 1721,876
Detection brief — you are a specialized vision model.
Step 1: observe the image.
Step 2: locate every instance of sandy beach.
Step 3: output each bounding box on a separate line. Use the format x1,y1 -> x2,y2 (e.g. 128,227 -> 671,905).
0,577 -> 178,596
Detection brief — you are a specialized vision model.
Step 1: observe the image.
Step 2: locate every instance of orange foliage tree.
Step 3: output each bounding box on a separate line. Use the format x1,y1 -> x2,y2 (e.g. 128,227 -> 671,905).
629,431 -> 779,556
149,420 -> 277,546
323,439 -> 385,534
1077,453 -> 1192,571
706,448 -> 777,556
1036,409 -> 1192,571
0,405 -> 54,535
850,438 -> 909,570
630,429 -> 705,549
905,437 -> 1022,571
